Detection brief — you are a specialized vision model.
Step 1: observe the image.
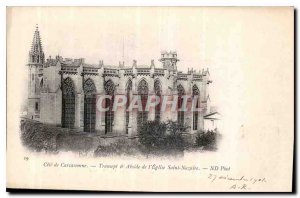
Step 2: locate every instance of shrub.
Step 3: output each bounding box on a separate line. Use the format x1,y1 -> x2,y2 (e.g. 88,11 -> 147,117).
20,120 -> 59,152
138,120 -> 167,152
138,120 -> 187,154
164,121 -> 187,152
195,129 -> 221,151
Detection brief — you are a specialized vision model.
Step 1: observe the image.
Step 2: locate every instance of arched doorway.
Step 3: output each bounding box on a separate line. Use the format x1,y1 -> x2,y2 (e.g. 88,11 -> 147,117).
104,80 -> 115,134
177,84 -> 185,127
83,78 -> 97,133
192,85 -> 200,130
137,79 -> 149,130
62,77 -> 75,128
154,79 -> 162,122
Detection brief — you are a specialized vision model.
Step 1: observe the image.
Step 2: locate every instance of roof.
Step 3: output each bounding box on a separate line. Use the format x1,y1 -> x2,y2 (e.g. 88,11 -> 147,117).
136,65 -> 151,68
45,56 -> 101,68
62,59 -> 82,67
104,65 -> 119,69
83,63 -> 100,68
45,58 -> 59,67
204,112 -> 221,120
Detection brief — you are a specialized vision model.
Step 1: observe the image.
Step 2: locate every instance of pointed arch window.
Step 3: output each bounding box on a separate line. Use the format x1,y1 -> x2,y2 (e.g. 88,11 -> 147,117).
137,79 -> 149,130
40,78 -> 43,89
177,84 -> 185,127
83,78 -> 97,133
125,79 -> 132,134
192,85 -> 200,130
62,77 -> 75,128
154,79 -> 162,122
35,102 -> 39,112
104,80 -> 115,134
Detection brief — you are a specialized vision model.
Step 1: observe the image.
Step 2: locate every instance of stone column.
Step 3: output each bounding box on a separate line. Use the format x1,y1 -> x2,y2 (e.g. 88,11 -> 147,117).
127,90 -> 134,136
95,93 -> 104,134
55,89 -> 62,127
113,94 -> 127,135
75,93 -> 81,128
147,94 -> 155,121
96,65 -> 105,135
131,75 -> 138,137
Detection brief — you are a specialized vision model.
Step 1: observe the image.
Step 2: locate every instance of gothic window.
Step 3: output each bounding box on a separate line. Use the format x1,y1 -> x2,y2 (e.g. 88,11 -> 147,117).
83,78 -> 97,133
177,84 -> 185,127
125,79 -> 132,134
32,74 -> 34,81
137,79 -> 149,130
62,77 -> 75,128
104,80 -> 115,134
192,85 -> 200,130
63,78 -> 75,95
154,79 -> 162,122
35,102 -> 39,112
40,78 -> 43,89
84,78 -> 96,94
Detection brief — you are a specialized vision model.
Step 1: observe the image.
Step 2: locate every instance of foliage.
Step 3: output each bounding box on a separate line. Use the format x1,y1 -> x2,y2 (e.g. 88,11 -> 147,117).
138,120 -> 187,154
20,120 -> 59,152
20,119 -> 222,155
195,129 -> 221,151
20,119 -> 94,152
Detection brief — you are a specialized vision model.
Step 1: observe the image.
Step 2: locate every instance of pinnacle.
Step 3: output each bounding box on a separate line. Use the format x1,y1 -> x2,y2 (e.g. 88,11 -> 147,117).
30,24 -> 43,53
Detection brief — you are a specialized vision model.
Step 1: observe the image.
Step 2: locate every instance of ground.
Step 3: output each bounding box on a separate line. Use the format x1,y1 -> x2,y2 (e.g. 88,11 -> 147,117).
20,118 -> 221,157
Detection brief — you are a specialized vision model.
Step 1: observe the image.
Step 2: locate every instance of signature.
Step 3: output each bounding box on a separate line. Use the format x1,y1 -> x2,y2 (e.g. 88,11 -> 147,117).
208,173 -> 267,190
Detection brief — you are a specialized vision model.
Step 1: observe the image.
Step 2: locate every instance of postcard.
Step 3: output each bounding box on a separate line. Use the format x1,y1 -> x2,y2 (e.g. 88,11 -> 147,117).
6,6 -> 294,192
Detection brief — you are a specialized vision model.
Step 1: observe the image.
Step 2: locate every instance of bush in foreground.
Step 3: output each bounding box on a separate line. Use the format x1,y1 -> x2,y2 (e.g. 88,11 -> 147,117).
138,120 -> 187,155
20,120 -> 58,152
195,129 -> 221,151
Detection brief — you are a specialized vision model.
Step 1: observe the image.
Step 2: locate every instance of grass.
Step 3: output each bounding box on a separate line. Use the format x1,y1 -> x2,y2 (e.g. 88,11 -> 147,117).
20,119 -> 221,156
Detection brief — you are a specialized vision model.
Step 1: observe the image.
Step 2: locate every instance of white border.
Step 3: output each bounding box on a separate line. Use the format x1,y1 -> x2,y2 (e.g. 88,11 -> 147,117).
2,0 -> 298,197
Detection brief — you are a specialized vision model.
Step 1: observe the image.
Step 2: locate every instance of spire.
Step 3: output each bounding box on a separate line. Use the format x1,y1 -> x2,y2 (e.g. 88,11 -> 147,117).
29,24 -> 44,64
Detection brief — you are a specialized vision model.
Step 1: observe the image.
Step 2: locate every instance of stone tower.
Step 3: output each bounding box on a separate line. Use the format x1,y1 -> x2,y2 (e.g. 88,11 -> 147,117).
159,51 -> 179,70
27,25 -> 44,120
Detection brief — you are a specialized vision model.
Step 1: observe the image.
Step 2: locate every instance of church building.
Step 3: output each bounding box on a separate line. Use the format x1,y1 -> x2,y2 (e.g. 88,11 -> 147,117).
27,26 -> 213,137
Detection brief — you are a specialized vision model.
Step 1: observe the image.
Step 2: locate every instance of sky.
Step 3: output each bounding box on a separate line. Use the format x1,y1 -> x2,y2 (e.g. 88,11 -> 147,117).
9,7 -> 210,70
7,7 -> 294,132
